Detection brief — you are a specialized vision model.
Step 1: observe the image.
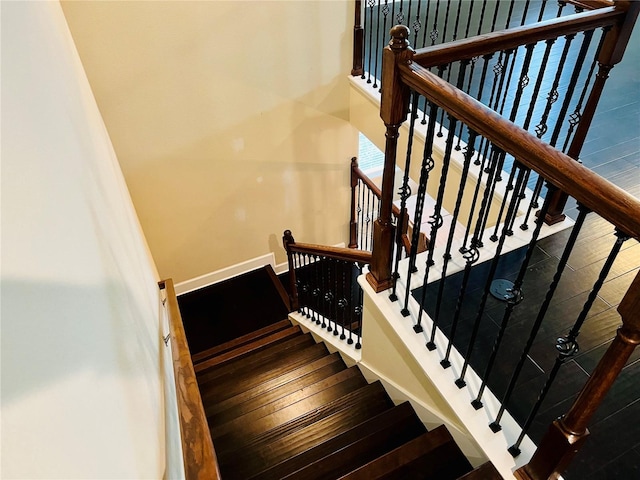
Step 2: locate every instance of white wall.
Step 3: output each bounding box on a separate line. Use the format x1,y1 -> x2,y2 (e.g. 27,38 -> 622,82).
1,2 -> 172,478
61,0 -> 359,284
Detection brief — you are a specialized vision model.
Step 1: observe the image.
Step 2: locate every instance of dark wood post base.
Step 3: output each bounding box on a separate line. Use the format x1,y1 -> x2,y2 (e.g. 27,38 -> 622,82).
366,218 -> 396,292
515,420 -> 589,480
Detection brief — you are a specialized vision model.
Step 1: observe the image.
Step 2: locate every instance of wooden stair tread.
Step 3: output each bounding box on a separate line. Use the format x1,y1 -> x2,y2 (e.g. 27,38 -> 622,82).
216,381 -> 392,464
200,342 -> 329,404
197,332 -> 315,386
211,367 -> 367,439
456,461 -> 502,479
220,391 -> 406,480
192,319 -> 292,364
194,324 -> 303,372
205,353 -> 345,419
248,401 -> 426,480
337,425 -> 472,480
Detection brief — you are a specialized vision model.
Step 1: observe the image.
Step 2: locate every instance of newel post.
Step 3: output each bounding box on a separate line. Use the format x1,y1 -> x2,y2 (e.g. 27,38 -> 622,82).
282,230 -> 299,311
351,0 -> 364,76
349,157 -> 359,248
366,25 -> 413,293
516,270 -> 640,480
543,0 -> 640,225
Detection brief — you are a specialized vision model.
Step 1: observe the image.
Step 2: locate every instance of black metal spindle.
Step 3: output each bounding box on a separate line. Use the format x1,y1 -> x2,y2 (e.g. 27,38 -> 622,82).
472,183 -> 557,409
491,203 -> 590,431
428,130 -> 479,348
391,91 -> 420,302
475,149 -> 507,247
357,180 -> 364,249
355,264 -> 363,349
400,98 -> 441,321
455,165 -> 527,387
508,228 -> 631,455
519,0 -> 531,26
562,30 -> 606,152
476,0 -> 489,36
366,0 -> 376,83
489,0 -> 502,33
380,0 -> 390,91
373,0 -> 382,88
549,30 -> 595,150
339,260 -> 348,340
421,0 -> 432,48
430,0 -> 441,45
441,0 -> 453,44
412,0 -> 422,47
504,0 -> 516,29
489,163 -> 518,242
463,0 -> 475,39
537,0 -> 548,22
451,0 -> 463,41
459,133 -> 492,252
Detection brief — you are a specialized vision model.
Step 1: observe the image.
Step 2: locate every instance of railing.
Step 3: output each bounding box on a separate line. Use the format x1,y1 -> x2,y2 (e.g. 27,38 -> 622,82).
353,0 -> 613,84
349,157 -> 426,254
366,1 -> 639,476
283,230 -> 372,349
354,2 -> 626,225
159,279 -> 220,480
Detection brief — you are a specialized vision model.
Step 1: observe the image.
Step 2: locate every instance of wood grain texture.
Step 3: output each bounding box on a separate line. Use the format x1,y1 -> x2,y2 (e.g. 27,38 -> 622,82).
411,7 -> 622,67
161,278 -> 220,480
397,63 -> 640,239
288,242 -> 373,264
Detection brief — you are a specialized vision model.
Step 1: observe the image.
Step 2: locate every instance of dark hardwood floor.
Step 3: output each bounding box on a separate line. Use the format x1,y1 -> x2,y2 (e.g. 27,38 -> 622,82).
413,22 -> 639,478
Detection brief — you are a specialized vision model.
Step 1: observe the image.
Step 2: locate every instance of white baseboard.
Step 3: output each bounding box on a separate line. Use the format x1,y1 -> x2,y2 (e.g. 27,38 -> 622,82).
174,253 -> 275,296
175,242 -> 349,295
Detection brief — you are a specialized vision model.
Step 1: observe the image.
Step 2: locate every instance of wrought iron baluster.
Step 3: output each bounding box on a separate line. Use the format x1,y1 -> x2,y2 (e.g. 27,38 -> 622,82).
519,0 -> 531,26
489,0 -> 502,33
509,229 -> 630,455
364,185 -> 373,250
441,0 -> 453,44
374,0 -> 382,88
491,204 -> 590,431
366,0 -> 376,83
459,133 -> 492,252
428,129 -> 479,349
472,184 -> 557,409
380,0 -> 390,91
475,149 -> 507,248
463,0 -> 475,39
537,0 -> 548,22
455,165 -> 527,387
338,260 -> 348,340
489,161 -> 519,243
391,91 -> 420,302
504,0 -> 516,29
355,263 -> 363,349
549,30 -> 595,151
400,99 -> 441,322
413,104 -> 464,330
451,0 -> 463,41
396,0 -> 405,25
476,0 -> 489,36
430,0 -> 441,45
411,0 -> 422,47
421,0 -> 432,48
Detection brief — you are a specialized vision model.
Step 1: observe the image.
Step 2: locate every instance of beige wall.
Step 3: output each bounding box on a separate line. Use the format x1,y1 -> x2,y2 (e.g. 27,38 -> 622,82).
61,0 -> 359,284
1,2 -> 176,477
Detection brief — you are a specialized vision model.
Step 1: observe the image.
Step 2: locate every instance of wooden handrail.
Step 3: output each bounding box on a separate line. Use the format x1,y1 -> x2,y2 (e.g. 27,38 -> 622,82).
288,241 -> 373,265
397,62 -> 640,239
411,7 -> 622,67
352,160 -> 404,219
159,279 -> 220,480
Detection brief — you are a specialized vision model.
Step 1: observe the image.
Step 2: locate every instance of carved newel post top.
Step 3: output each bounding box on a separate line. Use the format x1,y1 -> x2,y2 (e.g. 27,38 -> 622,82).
283,230 -> 295,249
389,25 -> 411,51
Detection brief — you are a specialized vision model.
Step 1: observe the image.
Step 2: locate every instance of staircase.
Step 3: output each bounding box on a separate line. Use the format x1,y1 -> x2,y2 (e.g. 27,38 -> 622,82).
192,319 -> 500,479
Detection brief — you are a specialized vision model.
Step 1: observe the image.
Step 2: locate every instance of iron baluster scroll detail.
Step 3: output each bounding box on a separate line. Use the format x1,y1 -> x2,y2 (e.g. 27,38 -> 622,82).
283,230 -> 370,351
508,228 -> 631,456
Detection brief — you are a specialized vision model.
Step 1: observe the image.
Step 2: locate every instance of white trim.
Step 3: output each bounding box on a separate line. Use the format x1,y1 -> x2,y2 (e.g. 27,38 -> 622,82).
174,253 -> 275,296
